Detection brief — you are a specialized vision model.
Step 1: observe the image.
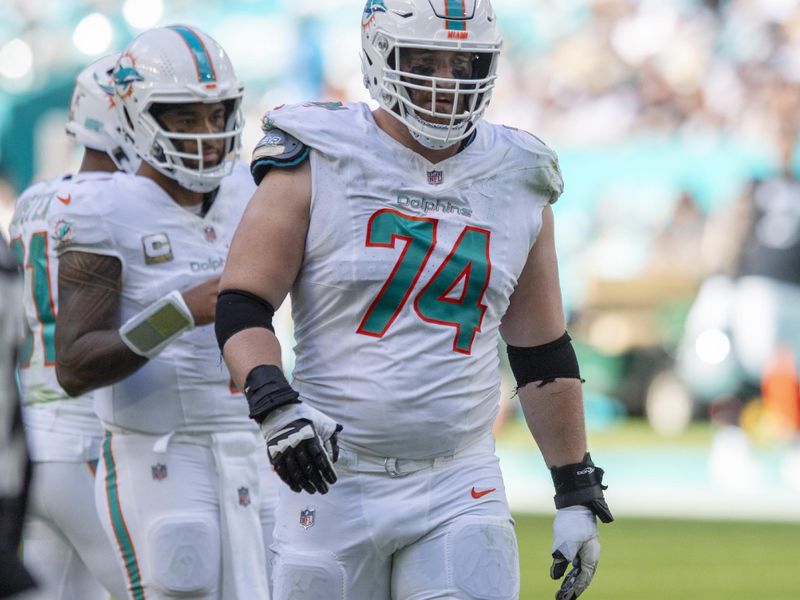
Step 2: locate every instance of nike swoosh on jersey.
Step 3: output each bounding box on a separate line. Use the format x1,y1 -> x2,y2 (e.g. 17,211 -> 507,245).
471,486 -> 496,499
57,194 -> 72,205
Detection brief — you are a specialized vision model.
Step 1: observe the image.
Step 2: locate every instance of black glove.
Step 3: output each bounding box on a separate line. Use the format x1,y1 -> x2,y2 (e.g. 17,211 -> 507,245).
263,409 -> 342,494
244,364 -> 343,495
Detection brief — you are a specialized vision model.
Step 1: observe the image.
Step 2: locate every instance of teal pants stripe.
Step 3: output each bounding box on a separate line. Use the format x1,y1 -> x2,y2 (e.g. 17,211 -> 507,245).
102,432 -> 147,600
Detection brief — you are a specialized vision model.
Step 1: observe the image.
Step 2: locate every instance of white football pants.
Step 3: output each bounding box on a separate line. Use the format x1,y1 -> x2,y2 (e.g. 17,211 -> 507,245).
271,432 -> 520,599
24,460 -> 127,600
95,430 -> 278,600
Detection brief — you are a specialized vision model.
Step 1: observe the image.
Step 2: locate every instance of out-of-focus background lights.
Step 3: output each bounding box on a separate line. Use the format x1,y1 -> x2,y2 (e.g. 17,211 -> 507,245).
0,38 -> 33,80
695,329 -> 732,365
72,13 -> 114,56
122,0 -> 164,30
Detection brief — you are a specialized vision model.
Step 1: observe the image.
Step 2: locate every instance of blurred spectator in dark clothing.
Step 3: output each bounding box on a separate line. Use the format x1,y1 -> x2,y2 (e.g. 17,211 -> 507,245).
0,234 -> 37,599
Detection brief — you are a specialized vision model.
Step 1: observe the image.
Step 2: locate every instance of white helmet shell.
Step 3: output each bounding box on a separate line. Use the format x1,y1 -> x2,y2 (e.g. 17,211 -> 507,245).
113,25 -> 244,192
361,0 -> 502,149
66,53 -> 140,173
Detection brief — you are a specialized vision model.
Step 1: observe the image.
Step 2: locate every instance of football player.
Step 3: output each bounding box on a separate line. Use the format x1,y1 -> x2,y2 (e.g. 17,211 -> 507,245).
217,1 -> 613,599
8,53 -> 136,600
52,26 -> 275,600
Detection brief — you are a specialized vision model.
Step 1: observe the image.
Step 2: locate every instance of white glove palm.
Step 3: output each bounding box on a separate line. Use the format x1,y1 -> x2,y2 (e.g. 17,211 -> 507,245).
550,506 -> 600,599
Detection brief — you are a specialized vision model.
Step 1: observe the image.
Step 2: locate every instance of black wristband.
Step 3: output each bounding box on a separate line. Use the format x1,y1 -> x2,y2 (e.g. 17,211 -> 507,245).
551,453 -> 614,523
243,364 -> 300,424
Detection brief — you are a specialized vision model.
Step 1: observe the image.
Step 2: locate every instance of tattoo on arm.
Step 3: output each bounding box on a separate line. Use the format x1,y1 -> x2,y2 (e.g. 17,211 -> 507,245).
55,251 -> 147,396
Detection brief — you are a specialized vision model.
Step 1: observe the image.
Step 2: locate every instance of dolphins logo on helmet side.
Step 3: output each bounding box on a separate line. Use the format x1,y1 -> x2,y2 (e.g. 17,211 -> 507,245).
362,0 -> 388,26
113,53 -> 145,101
66,53 -> 141,173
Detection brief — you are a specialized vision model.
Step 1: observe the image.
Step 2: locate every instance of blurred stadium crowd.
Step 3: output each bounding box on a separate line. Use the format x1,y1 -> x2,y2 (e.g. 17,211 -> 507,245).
2,0 -> 800,439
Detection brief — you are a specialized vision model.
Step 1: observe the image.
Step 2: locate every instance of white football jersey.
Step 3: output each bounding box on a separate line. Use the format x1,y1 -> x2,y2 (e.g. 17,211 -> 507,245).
9,172 -> 110,461
263,102 -> 563,459
51,162 -> 256,434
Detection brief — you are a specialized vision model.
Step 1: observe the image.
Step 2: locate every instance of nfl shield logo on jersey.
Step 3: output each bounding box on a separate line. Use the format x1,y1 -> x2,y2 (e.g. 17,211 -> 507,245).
299,507 -> 315,529
427,170 -> 443,185
238,486 -> 251,507
203,226 -> 217,242
151,463 -> 168,480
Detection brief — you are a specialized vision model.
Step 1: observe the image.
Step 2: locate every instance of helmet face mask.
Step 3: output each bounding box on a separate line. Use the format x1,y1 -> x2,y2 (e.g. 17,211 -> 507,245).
66,53 -> 140,173
114,25 -> 244,193
361,0 -> 502,150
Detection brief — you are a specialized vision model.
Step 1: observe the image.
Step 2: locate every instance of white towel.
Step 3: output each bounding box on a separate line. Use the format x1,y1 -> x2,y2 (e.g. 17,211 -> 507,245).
211,431 -> 271,599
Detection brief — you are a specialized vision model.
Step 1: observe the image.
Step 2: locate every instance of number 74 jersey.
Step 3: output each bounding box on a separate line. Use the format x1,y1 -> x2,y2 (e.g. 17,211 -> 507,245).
260,102 -> 564,459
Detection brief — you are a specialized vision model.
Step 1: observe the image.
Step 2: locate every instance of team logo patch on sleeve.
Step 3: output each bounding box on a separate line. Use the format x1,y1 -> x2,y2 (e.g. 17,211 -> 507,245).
51,218 -> 75,248
299,507 -> 315,529
238,486 -> 251,507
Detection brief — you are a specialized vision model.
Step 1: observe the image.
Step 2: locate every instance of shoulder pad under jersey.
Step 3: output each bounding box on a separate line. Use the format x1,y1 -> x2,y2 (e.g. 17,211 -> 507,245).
250,128 -> 309,185
500,125 -> 563,204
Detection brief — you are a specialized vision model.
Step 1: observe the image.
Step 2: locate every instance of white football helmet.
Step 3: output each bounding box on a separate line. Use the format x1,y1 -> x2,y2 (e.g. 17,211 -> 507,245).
66,53 -> 140,173
361,0 -> 502,149
113,25 -> 244,193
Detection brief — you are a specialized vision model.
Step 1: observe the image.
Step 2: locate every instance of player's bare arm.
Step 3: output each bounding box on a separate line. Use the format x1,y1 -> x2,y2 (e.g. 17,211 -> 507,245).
55,251 -> 145,396
56,252 -> 221,396
500,205 -> 587,467
219,159 -> 311,387
217,158 -> 341,495
501,204 -> 612,598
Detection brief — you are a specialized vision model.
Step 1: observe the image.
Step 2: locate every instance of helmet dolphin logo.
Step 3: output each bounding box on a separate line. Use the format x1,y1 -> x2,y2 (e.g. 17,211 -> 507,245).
113,54 -> 145,99
362,0 -> 387,26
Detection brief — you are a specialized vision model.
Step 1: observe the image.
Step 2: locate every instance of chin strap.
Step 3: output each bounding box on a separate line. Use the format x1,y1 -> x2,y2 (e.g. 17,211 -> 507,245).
407,112 -> 470,150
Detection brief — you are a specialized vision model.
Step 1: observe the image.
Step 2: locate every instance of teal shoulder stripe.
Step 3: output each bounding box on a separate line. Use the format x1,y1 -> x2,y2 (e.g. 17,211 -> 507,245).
103,432 -> 147,600
168,25 -> 217,82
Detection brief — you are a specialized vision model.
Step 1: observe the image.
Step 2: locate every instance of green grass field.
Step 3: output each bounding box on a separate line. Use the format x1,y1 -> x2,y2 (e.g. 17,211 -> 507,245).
514,513 -> 800,599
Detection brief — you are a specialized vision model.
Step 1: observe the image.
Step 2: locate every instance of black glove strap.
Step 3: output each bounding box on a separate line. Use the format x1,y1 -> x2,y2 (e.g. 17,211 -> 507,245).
243,364 -> 301,424
551,453 -> 614,523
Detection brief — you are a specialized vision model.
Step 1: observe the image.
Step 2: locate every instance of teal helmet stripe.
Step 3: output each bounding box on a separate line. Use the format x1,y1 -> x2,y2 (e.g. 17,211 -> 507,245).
445,0 -> 466,31
168,25 -> 217,82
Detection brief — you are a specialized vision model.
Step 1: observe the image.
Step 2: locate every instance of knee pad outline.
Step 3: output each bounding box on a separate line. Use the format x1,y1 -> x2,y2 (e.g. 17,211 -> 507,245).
447,516 -> 519,600
272,550 -> 346,600
147,516 -> 220,595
